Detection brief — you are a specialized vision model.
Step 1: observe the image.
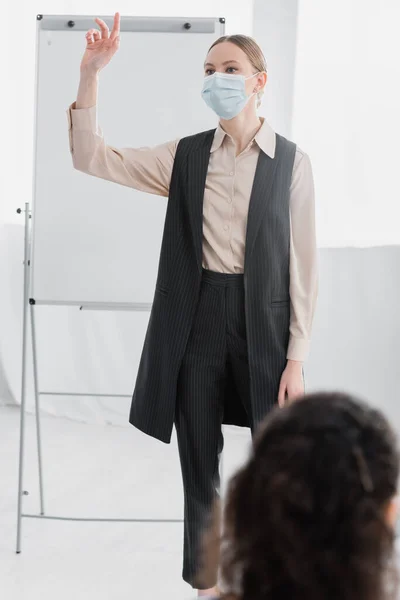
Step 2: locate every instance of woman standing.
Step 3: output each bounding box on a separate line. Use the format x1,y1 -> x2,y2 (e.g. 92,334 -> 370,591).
67,12 -> 318,595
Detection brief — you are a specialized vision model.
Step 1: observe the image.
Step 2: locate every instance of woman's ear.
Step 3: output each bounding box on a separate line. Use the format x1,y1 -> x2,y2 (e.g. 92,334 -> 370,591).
256,71 -> 267,93
254,73 -> 267,108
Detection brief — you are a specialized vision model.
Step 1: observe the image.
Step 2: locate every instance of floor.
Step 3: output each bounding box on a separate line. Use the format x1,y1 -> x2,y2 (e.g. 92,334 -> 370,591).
0,404 -> 251,600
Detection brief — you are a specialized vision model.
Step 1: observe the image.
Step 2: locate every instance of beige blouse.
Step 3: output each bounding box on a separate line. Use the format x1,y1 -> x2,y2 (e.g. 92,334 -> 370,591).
66,102 -> 318,362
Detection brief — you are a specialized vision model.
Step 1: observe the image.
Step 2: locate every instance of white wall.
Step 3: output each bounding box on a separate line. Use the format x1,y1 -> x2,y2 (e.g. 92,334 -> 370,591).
290,0 -> 400,426
307,246 -> 400,432
253,0 -> 298,138
292,0 -> 400,247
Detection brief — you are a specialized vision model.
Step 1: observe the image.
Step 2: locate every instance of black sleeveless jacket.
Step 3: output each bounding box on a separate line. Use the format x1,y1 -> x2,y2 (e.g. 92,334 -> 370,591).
129,129 -> 296,443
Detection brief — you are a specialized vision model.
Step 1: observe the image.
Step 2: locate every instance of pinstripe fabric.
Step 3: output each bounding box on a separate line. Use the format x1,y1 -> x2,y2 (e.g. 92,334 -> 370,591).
129,130 -> 296,444
175,269 -> 251,588
244,140 -> 295,428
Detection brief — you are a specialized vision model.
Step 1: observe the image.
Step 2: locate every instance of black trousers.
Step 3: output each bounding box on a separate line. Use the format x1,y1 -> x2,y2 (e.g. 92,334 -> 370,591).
175,269 -> 253,588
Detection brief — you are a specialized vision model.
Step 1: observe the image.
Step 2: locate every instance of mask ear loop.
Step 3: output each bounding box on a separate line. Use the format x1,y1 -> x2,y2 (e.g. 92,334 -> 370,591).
242,72 -> 261,102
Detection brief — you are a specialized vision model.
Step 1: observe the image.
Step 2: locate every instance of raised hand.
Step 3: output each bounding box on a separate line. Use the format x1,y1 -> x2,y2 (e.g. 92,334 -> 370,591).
80,12 -> 121,75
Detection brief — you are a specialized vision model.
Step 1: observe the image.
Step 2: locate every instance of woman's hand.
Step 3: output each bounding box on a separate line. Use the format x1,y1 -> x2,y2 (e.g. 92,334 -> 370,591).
278,360 -> 305,407
80,12 -> 121,76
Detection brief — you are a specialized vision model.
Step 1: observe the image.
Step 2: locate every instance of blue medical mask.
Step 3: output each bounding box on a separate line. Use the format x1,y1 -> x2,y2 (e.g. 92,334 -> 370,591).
201,72 -> 260,120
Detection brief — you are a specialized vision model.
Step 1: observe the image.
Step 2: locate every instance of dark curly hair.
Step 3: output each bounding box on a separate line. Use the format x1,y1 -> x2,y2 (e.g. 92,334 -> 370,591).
199,392 -> 399,600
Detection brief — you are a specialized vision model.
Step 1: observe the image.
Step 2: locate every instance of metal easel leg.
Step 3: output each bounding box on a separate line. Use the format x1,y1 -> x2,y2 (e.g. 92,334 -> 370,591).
31,303 -> 45,515
16,203 -> 31,553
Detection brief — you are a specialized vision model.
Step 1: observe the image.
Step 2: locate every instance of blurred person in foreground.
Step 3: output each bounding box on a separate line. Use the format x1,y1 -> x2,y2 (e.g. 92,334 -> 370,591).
198,391 -> 399,600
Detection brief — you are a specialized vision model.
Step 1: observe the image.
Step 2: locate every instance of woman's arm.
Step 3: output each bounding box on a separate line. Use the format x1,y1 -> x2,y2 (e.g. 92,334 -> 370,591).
76,69 -> 99,109
67,13 -> 178,196
67,88 -> 178,197
278,148 -> 318,406
287,149 -> 319,363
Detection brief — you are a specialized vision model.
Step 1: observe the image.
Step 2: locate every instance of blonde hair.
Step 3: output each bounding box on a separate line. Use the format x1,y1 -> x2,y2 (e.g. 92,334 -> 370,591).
208,35 -> 268,107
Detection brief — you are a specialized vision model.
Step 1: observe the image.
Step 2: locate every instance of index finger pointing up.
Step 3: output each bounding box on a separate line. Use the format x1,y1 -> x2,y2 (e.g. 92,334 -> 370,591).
110,12 -> 121,40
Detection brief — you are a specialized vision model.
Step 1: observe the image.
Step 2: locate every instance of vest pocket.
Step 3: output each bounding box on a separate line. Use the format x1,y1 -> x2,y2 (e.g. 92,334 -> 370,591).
155,283 -> 169,297
271,298 -> 290,307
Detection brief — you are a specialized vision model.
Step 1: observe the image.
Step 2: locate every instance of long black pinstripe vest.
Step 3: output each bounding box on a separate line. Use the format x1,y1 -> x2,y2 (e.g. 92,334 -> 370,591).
129,129 -> 297,443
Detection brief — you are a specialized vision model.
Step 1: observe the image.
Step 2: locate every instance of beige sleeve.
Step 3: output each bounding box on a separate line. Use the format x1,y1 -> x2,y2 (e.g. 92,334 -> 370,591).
287,149 -> 319,363
66,102 -> 178,197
